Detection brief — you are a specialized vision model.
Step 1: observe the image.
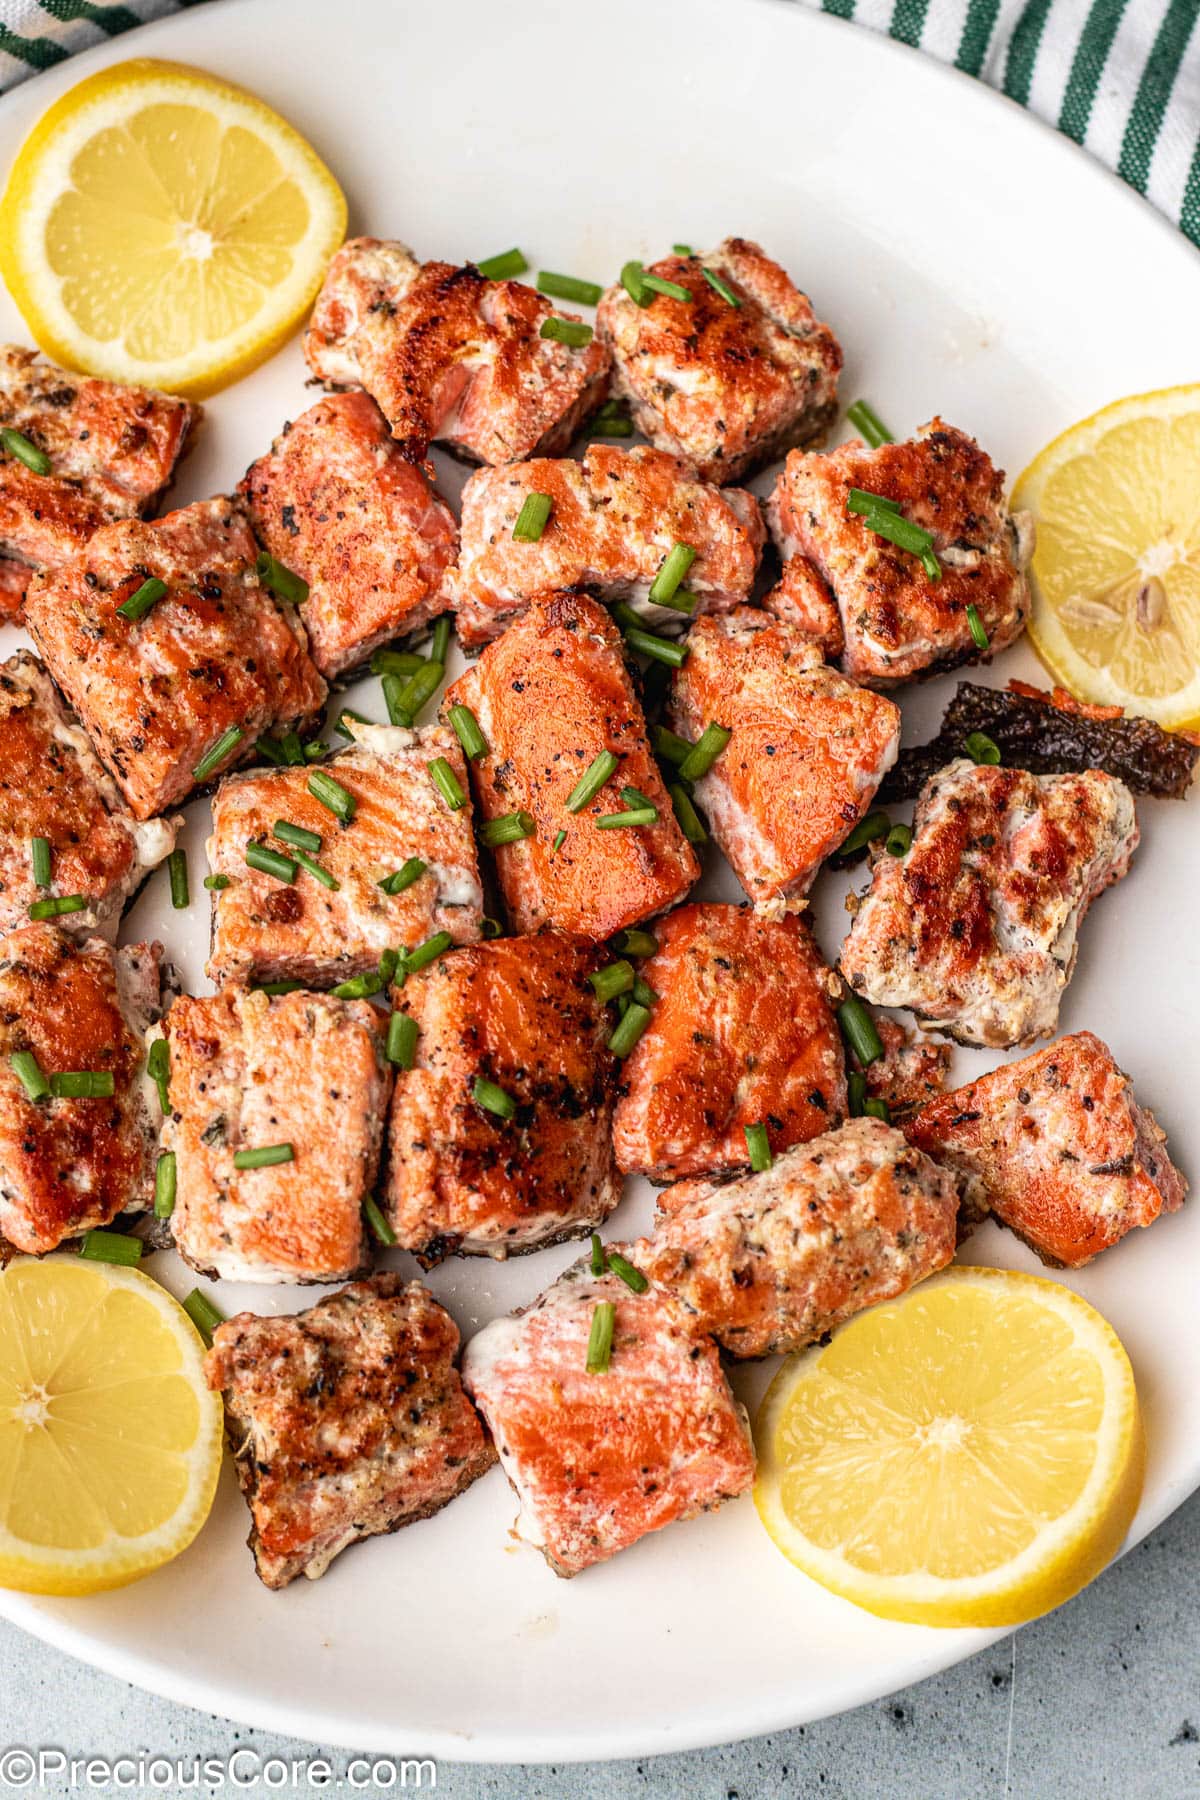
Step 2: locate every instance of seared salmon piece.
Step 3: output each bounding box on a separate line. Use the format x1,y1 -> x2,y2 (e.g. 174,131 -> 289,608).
905,1031 -> 1186,1267
612,904 -> 846,1181
445,593 -> 698,938
0,925 -> 166,1254
596,238 -> 841,484
0,652 -> 178,937
767,420 -> 1035,685
0,345 -> 196,618
385,931 -> 618,1264
858,1016 -> 951,1116
639,1118 -> 959,1359
449,445 -> 764,647
304,237 -> 611,466
461,1258 -> 755,1576
163,986 -> 389,1284
761,555 -> 844,661
206,722 -> 482,988
239,392 -> 457,679
206,1273 -> 495,1589
840,759 -> 1139,1048
667,608 -> 900,909
25,497 -> 326,820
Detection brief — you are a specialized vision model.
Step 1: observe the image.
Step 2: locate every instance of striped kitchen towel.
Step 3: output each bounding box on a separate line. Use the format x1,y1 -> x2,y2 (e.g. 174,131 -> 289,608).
0,0 -> 1198,246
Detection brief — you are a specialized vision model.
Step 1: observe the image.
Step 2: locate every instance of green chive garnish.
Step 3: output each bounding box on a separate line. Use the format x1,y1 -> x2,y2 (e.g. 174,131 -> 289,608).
382,672 -> 408,726
540,317 -> 594,347
864,1096 -> 891,1122
154,1150 -> 177,1219
293,848 -> 340,891
537,271 -> 603,306
552,829 -> 566,853
147,1037 -> 170,1112
966,604 -> 989,651
273,820 -> 321,854
649,541 -> 696,606
331,969 -> 384,1000
29,894 -> 85,920
744,1122 -> 773,1172
591,403 -> 633,438
256,552 -> 309,605
651,726 -> 693,767
378,948 -> 400,986
885,823 -> 912,857
245,841 -> 297,883
204,873 -> 231,890
51,1070 -> 114,1098
476,248 -> 528,280
611,928 -> 658,958
193,726 -> 244,782
655,587 -> 698,617
672,243 -> 693,256
472,1076 -> 517,1119
183,1289 -> 224,1345
233,1142 -> 294,1170
0,427 -> 50,476
30,836 -> 51,889
280,731 -> 305,766
481,916 -> 503,939
79,1229 -> 140,1266
591,1231 -> 605,1276
394,659 -> 444,725
429,758 -> 466,810
701,267 -> 740,306
303,739 -> 326,762
631,975 -> 657,1009
670,784 -> 707,844
371,648 -> 424,679
607,1001 -> 650,1059
586,1300 -> 616,1374
480,810 -> 535,847
565,750 -> 618,812
430,616 -> 452,664
167,848 -> 188,910
512,492 -> 553,542
448,704 -> 488,760
10,1050 -> 48,1102
846,401 -> 894,447
116,576 -> 167,623
619,784 -> 657,814
379,857 -> 427,896
364,1194 -> 396,1246
678,723 -> 731,784
596,807 -> 657,830
255,736 -> 287,765
334,709 -> 371,739
387,1010 -> 418,1069
606,1250 -> 649,1294
839,811 -> 890,857
848,1070 -> 867,1116
624,625 -> 687,668
838,996 -> 883,1067
405,930 -> 453,973
847,489 -> 941,581
964,731 -> 1001,766
589,960 -> 634,1002
641,272 -> 692,302
257,979 -> 303,995
308,769 -> 356,822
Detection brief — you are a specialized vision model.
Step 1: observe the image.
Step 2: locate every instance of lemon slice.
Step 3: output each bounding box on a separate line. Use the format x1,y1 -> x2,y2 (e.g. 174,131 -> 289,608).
1013,385 -> 1200,729
754,1267 -> 1144,1628
0,1256 -> 223,1594
0,59 -> 346,396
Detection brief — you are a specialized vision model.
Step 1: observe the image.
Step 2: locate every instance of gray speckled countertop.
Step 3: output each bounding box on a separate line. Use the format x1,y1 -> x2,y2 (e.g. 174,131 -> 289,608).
2,1489 -> 1198,1798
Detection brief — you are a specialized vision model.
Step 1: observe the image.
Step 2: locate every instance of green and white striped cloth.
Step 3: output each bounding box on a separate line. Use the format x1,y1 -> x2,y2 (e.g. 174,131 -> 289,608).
1,0 -> 1198,245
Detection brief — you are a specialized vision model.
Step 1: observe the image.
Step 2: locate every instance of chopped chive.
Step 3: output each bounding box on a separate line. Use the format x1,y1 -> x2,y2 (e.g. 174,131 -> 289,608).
540,317 -> 594,347
255,736 -> 287,766
308,769 -> 356,822
631,976 -> 658,1009
116,576 -> 167,623
512,492 -> 553,542
255,552 -> 308,605
476,247 -> 528,280
154,1150 -> 177,1219
611,928 -> 658,958
966,604 -> 989,651
839,811 -> 890,857
846,400 -> 894,447
624,625 -> 688,668
430,616 -> 452,664
590,1231 -> 605,1276
552,829 -> 566,853
655,586 -> 698,616
378,948 -> 400,986
405,930 -> 453,973
382,672 -> 408,726
29,894 -> 85,920
885,823 -> 912,857
167,848 -> 189,910
303,740 -> 326,762
10,1050 -> 48,1102
293,848 -> 340,891
203,873 -> 231,890
586,1300 -> 616,1374
589,960 -> 635,1002
565,749 -> 618,813
620,784 -> 657,814
596,807 -> 657,830
620,259 -> 651,306
642,272 -> 693,302
651,725 -> 693,767
744,1122 -> 773,1172
848,1070 -> 867,1116
847,491 -> 941,580
481,916 -> 503,939
273,819 -> 322,855
608,1001 -> 650,1058
233,1142 -> 294,1170
30,836 -> 51,889
79,1229 -> 140,1266
964,731 -> 1001,766
838,995 -> 883,1067
701,267 -> 741,306
379,857 -> 427,896
672,243 -> 693,255
429,757 -> 466,810
51,1070 -> 114,1098
331,969 -> 385,1000
0,427 -> 50,476
364,1194 -> 396,1246
480,810 -> 535,848
537,270 -> 603,306
396,659 -> 444,724
387,1010 -> 418,1069
245,840 -> 297,883
183,1288 -> 224,1345
472,1076 -> 516,1120
257,979 -> 303,995
335,709 -> 371,739
371,648 -> 425,679
448,704 -> 488,761
670,783 -> 707,844
606,1250 -> 649,1294
591,403 -> 633,437
864,1096 -> 891,1122
280,731 -> 305,766
147,1037 -> 170,1112
193,725 -> 244,782
649,541 -> 697,606
678,723 -> 731,784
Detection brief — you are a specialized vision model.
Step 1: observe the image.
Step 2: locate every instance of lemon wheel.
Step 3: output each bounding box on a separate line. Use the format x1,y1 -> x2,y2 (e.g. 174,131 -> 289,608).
0,1256 -> 223,1595
754,1267 -> 1144,1628
0,59 -> 346,397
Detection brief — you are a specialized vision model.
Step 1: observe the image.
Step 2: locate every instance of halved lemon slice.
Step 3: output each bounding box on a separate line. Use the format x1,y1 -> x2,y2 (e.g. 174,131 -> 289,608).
0,59 -> 346,396
1013,385 -> 1200,729
0,1256 -> 223,1594
754,1267 -> 1144,1627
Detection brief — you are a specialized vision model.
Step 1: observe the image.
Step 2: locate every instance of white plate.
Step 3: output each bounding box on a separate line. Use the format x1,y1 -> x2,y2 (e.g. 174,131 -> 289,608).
1,0 -> 1198,1763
